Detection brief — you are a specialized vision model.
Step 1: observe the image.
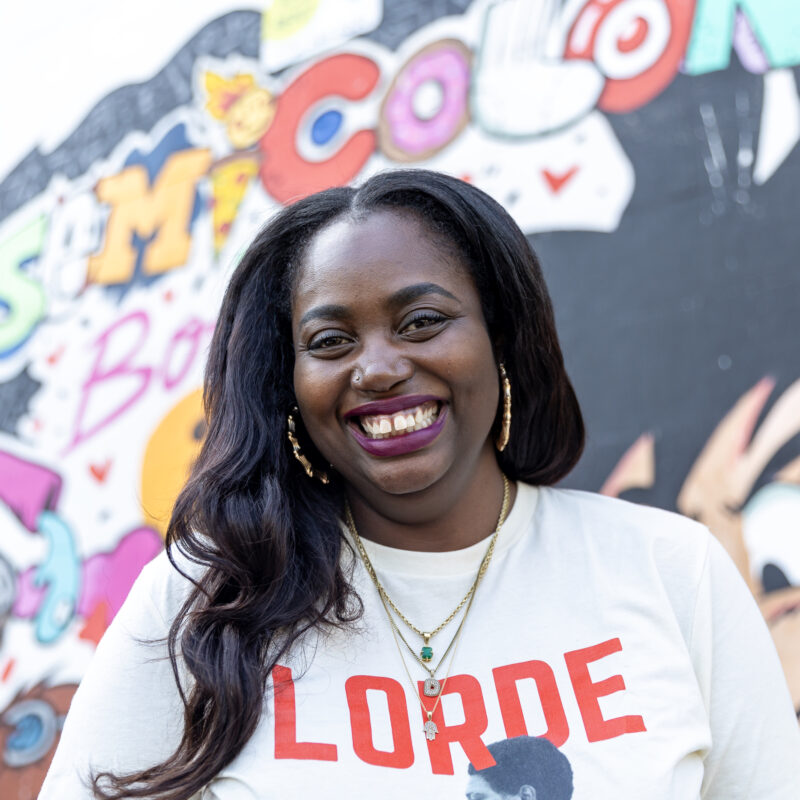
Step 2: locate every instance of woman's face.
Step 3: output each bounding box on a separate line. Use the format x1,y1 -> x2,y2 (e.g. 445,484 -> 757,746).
291,210 -> 500,504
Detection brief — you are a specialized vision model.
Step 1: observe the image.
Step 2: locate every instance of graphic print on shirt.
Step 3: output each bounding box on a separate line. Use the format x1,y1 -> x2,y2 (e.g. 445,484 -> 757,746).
466,736 -> 574,800
271,636 -> 646,777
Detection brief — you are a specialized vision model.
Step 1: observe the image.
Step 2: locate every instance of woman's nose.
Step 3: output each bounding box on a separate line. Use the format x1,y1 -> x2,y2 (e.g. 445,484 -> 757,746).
351,341 -> 414,393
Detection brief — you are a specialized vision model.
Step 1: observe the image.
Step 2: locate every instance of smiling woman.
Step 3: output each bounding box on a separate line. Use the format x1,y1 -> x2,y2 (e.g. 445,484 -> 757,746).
39,171 -> 800,800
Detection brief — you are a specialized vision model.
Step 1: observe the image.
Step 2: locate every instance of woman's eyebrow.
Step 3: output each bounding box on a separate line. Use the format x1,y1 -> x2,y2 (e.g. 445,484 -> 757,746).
298,284 -> 458,327
298,303 -> 350,327
388,282 -> 459,307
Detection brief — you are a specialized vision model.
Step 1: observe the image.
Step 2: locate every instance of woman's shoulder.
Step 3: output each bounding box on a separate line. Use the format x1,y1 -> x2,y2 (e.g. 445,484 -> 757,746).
529,484 -> 712,569
123,542 -> 208,628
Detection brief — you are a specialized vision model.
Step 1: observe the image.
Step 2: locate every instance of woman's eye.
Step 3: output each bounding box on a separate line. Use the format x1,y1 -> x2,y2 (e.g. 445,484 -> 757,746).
402,312 -> 447,334
308,332 -> 351,351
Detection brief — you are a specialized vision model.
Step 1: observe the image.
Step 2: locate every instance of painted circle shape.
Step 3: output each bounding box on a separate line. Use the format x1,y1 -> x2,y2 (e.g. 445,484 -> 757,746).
594,0 -> 670,80
379,39 -> 471,162
140,388 -> 205,538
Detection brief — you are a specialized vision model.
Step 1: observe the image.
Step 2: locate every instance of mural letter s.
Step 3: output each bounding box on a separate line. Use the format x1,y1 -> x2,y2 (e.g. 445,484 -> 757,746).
0,217 -> 47,358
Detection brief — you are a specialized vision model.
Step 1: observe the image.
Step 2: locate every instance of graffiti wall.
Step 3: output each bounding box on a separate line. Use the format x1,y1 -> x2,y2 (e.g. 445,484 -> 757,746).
1,1 -> 799,793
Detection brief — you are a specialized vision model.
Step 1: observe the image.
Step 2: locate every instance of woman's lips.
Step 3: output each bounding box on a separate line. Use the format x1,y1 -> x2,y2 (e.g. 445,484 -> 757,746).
358,400 -> 439,438
347,404 -> 448,457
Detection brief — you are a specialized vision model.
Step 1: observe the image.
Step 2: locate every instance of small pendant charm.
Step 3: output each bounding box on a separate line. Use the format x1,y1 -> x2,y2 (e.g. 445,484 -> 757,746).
420,646 -> 433,662
423,719 -> 438,741
423,677 -> 441,697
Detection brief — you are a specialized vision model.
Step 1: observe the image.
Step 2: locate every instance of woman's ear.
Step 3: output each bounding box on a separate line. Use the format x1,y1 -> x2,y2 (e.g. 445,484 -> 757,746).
519,785 -> 537,800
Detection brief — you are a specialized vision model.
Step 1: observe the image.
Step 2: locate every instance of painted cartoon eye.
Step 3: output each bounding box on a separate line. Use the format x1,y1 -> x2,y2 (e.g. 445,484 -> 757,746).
2,699 -> 60,767
743,483 -> 800,590
763,563 -> 792,594
564,0 -> 695,112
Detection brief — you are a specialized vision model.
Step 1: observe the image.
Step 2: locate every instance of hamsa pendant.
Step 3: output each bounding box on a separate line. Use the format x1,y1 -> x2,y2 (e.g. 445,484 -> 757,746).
423,677 -> 441,697
423,719 -> 438,741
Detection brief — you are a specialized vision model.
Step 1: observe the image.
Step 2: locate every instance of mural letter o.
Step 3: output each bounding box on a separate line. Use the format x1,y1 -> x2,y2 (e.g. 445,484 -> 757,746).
379,39 -> 471,163
565,0 -> 696,113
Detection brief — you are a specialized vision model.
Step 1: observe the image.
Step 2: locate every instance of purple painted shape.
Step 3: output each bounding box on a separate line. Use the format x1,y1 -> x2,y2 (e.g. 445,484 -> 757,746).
0,450 -> 62,532
12,565 -> 45,617
733,9 -> 770,74
76,527 -> 163,623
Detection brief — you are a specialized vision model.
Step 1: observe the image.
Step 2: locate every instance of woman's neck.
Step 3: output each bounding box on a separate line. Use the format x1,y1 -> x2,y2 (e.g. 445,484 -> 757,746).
344,445 -> 516,552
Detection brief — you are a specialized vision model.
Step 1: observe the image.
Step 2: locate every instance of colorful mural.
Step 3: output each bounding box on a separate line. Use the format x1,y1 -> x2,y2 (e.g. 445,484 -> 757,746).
1,1 -> 799,794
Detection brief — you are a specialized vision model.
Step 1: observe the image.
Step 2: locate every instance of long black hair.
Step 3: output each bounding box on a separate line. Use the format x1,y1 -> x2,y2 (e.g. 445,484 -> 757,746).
92,169 -> 584,799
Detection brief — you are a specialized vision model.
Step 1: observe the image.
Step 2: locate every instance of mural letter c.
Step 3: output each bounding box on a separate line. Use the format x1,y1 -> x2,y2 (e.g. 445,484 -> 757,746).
259,54 -> 379,204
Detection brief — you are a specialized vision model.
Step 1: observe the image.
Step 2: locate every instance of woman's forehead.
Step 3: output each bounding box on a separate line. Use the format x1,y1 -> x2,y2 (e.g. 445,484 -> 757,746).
292,211 -> 474,314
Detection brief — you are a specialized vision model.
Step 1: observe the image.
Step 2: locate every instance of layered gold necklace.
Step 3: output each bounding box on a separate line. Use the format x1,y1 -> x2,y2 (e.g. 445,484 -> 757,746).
345,475 -> 511,740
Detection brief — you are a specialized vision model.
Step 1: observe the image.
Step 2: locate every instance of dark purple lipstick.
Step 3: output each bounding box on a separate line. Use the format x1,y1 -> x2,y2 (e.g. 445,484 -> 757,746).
344,395 -> 447,457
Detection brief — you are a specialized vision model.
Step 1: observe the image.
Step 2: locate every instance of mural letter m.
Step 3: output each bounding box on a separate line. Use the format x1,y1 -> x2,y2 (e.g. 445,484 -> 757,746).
88,148 -> 212,285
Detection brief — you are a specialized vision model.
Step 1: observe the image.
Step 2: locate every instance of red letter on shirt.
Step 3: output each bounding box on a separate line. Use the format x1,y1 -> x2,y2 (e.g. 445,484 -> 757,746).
420,675 -> 495,775
345,675 -> 414,769
564,638 -> 646,743
273,665 -> 337,760
493,660 -> 569,746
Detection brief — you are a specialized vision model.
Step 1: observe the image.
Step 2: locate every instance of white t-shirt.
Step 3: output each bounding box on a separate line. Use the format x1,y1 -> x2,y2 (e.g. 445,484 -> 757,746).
39,485 -> 800,799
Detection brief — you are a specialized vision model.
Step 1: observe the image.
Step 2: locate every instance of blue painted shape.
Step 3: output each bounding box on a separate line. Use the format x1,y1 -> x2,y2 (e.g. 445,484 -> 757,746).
311,110 -> 343,146
33,511 -> 81,644
686,0 -> 800,74
7,714 -> 42,751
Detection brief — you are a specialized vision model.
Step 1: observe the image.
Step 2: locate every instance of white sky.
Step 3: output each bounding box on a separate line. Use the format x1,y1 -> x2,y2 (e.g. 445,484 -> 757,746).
0,1 -> 258,182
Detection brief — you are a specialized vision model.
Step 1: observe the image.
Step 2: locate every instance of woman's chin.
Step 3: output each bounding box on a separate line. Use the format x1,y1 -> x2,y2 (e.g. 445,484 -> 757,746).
347,448 -> 452,499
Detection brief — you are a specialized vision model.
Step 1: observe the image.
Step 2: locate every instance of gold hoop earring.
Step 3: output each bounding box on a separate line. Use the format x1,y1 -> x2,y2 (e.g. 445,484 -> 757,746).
287,408 -> 329,484
496,364 -> 511,452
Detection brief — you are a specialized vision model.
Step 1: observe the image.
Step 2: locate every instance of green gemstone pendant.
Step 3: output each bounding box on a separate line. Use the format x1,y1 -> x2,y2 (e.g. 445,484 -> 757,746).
421,646 -> 433,662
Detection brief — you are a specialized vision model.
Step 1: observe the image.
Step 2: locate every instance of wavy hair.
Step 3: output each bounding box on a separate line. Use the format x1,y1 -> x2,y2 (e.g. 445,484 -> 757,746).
92,169 -> 584,798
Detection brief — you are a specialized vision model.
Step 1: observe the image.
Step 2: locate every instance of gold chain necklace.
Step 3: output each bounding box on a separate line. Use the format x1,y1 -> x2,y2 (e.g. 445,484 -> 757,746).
383,581 -> 476,741
345,475 -> 510,664
344,475 -> 511,740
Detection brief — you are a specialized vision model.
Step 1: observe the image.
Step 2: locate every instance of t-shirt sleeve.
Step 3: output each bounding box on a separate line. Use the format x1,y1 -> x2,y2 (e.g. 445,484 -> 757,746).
691,533 -> 800,798
37,555 -> 189,799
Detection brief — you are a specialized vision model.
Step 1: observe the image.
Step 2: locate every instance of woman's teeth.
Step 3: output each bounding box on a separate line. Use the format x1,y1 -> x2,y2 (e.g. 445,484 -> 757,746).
358,402 -> 440,439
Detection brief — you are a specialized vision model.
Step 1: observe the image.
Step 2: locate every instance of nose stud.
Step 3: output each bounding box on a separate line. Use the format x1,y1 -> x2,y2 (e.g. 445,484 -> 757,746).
352,369 -> 363,385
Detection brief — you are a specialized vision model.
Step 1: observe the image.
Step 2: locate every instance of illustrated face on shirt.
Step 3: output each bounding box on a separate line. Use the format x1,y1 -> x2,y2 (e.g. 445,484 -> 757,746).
465,774 -> 537,800
465,736 -> 574,800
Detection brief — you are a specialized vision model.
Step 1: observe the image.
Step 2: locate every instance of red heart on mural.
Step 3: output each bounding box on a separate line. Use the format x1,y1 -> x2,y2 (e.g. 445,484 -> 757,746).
542,166 -> 579,194
46,346 -> 65,365
89,460 -> 112,483
79,601 -> 109,646
163,290 -> 174,302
